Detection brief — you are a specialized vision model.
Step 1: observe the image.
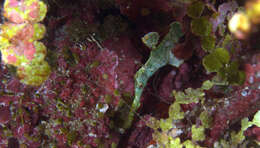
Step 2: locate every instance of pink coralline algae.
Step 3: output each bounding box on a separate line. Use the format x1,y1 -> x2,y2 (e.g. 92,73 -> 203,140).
208,54 -> 260,146
1,0 -> 260,147
0,5 -> 142,145
0,107 -> 11,124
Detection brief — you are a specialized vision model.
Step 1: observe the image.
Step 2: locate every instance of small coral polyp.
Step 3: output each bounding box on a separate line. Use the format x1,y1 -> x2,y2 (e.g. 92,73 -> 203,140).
0,0 -> 50,86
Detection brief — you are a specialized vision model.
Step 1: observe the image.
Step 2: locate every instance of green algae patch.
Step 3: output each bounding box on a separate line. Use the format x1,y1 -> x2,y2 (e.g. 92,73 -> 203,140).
191,17 -> 212,37
187,1 -> 205,18
124,22 -> 184,129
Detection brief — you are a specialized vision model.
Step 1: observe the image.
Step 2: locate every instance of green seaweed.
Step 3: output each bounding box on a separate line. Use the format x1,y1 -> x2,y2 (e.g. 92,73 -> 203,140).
159,118 -> 173,132
201,35 -> 216,52
141,32 -> 160,50
187,0 -> 205,19
191,17 -> 212,37
253,110 -> 260,127
169,102 -> 185,120
221,111 -> 260,147
203,47 -> 245,85
125,22 -> 184,128
199,111 -> 213,128
146,80 -> 215,147
192,125 -> 205,141
203,47 -> 230,72
169,138 -> 183,148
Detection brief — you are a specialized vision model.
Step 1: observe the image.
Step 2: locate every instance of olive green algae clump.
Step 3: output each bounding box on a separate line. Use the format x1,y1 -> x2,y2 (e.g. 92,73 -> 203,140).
125,22 -> 184,128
